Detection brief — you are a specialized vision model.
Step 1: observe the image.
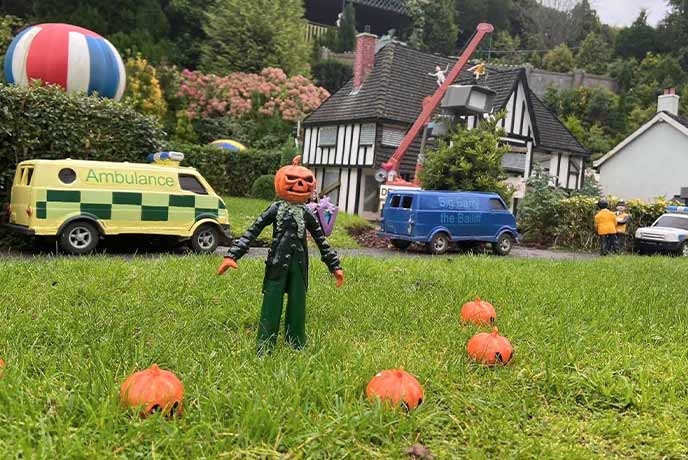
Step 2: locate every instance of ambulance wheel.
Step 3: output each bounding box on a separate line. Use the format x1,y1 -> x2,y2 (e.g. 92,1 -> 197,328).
391,239 -> 412,250
190,225 -> 219,254
59,221 -> 99,255
492,233 -> 514,256
429,232 -> 450,255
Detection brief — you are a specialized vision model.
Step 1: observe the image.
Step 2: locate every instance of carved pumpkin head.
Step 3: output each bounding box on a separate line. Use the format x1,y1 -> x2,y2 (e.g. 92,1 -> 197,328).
120,364 -> 184,417
274,155 -> 316,203
466,327 -> 513,366
461,297 -> 496,326
366,369 -> 424,410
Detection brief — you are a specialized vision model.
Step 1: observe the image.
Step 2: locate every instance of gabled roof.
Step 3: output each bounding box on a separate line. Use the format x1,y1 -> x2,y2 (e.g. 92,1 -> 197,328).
594,111 -> 688,167
528,89 -> 589,156
306,41 -> 589,156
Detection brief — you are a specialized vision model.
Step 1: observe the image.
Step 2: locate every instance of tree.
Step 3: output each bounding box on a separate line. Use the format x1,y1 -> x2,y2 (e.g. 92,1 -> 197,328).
576,32 -> 610,75
201,0 -> 309,76
123,54 -> 168,120
402,0 -> 426,49
335,2 -> 356,53
569,0 -> 601,47
615,10 -> 657,60
419,114 -> 512,201
422,0 -> 458,56
543,44 -> 575,73
491,31 -> 523,65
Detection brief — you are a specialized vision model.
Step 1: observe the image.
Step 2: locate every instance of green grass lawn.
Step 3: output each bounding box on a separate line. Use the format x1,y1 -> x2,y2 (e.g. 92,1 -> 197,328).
225,196 -> 371,249
1,255 -> 688,459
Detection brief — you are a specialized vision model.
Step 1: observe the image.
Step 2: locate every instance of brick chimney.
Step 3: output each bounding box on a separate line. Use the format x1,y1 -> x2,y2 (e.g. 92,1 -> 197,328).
658,87 -> 680,116
353,29 -> 377,93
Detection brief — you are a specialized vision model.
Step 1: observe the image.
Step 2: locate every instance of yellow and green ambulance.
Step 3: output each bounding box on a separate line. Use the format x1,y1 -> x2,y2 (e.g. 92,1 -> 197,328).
4,158 -> 230,254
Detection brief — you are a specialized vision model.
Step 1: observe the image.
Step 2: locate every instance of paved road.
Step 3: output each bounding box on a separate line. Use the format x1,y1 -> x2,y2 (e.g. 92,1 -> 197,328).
213,246 -> 597,260
0,245 -> 596,260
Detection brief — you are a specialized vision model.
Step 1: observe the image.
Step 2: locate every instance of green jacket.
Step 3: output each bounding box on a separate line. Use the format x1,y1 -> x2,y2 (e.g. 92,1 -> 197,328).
227,201 -> 341,290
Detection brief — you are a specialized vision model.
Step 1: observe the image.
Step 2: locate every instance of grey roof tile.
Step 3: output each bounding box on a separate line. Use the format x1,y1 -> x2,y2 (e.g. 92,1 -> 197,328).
306,42 -> 589,156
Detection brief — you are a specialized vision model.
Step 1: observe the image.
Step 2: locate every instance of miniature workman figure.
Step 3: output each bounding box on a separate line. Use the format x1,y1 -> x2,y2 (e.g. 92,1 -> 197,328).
594,199 -> 617,256
615,200 -> 631,253
217,156 -> 344,354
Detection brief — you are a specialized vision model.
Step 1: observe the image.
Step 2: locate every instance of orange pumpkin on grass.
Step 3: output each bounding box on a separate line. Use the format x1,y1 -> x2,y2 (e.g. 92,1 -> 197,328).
120,364 -> 184,417
460,296 -> 496,326
366,369 -> 424,410
466,327 -> 513,366
274,155 -> 316,204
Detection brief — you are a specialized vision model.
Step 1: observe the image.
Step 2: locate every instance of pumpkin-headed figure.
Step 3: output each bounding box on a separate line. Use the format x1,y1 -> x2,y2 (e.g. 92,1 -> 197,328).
218,156 -> 344,354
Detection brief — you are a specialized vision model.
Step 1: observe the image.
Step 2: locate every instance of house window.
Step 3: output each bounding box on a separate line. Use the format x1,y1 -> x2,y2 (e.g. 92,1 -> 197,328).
318,126 -> 337,147
321,169 -> 340,204
359,123 -> 376,146
382,126 -> 406,147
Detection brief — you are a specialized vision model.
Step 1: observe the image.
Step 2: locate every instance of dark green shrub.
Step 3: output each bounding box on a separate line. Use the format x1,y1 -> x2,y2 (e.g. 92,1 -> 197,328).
165,142 -> 281,197
250,175 -> 276,200
312,59 -> 353,93
0,84 -> 164,200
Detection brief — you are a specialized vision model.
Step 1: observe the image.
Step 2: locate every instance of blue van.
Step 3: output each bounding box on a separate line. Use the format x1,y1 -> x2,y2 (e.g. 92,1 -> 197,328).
378,190 -> 519,255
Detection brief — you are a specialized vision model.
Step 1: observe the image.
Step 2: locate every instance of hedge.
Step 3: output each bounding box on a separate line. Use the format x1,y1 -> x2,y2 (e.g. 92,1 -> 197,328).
0,84 -> 283,200
0,84 -> 163,199
522,195 -> 675,251
251,174 -> 276,200
164,143 -> 281,197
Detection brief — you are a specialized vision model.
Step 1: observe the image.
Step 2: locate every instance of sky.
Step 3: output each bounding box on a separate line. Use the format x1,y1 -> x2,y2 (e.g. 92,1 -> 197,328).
590,0 -> 670,27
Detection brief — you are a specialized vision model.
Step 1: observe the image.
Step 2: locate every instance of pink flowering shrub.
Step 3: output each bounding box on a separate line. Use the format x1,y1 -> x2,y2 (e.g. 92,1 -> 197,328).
178,67 -> 330,122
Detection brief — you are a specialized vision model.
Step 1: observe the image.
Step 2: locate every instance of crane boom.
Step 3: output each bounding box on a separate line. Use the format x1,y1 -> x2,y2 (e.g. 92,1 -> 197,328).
381,23 -> 494,186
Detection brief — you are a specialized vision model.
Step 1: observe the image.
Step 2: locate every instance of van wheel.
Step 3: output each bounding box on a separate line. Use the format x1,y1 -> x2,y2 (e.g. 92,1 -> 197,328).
391,239 -> 412,251
492,234 -> 514,256
680,242 -> 688,257
59,221 -> 99,255
190,225 -> 219,254
429,232 -> 450,255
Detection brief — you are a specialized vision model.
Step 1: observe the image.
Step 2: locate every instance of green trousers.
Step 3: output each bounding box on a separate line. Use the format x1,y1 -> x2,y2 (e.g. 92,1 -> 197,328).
257,259 -> 307,354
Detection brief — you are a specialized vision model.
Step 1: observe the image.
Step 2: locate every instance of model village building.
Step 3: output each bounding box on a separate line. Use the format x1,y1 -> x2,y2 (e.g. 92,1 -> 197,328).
301,33 -> 590,219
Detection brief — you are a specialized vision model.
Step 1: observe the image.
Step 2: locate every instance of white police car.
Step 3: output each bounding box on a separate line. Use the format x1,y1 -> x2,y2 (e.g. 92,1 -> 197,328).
634,206 -> 688,256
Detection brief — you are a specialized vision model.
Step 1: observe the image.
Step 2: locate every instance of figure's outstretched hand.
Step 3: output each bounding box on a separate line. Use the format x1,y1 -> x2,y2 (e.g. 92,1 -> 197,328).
217,257 -> 238,275
334,269 -> 345,288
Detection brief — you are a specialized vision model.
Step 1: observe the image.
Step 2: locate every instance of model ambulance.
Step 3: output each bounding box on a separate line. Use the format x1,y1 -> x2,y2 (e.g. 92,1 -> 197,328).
4,152 -> 230,254
634,206 -> 688,257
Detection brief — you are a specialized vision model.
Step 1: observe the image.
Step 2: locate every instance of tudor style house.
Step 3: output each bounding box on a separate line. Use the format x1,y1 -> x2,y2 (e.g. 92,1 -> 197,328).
301,33 -> 589,219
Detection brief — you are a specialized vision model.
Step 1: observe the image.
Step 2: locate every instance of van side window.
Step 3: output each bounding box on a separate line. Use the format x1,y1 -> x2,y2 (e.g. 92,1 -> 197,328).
490,198 -> 506,211
23,167 -> 35,185
401,196 -> 413,209
390,195 -> 401,208
179,174 -> 207,195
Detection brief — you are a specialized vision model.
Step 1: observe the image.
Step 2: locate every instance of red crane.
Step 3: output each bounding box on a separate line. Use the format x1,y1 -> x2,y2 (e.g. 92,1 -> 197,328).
380,23 -> 495,187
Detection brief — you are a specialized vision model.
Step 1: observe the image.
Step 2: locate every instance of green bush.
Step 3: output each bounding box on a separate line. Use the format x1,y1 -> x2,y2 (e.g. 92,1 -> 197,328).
250,175 -> 276,200
312,59 -> 352,93
225,150 -> 281,196
519,176 -> 676,250
165,142 -> 281,197
0,84 -> 164,200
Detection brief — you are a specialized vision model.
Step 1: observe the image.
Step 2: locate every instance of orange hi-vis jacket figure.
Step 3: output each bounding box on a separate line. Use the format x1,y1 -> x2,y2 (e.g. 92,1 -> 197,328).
594,209 -> 617,236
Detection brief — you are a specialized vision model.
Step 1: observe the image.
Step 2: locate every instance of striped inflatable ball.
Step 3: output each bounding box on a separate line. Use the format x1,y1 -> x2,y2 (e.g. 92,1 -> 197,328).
3,23 -> 126,100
